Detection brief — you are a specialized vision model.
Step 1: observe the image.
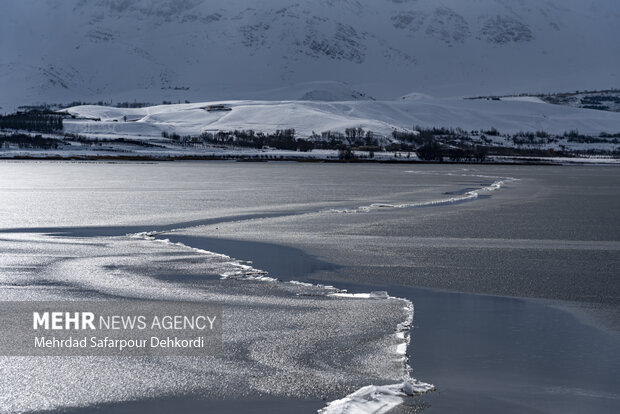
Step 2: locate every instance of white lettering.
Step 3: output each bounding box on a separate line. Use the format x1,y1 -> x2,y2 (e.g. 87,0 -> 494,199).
33,312 -> 49,330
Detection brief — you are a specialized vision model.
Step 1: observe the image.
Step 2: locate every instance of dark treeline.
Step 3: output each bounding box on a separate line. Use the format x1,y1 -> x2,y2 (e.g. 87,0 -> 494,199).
311,129 -> 382,149
467,88 -> 620,100
487,147 -> 574,158
392,127 -> 487,162
185,128 -> 385,152
393,126 -> 475,145
0,133 -> 59,149
416,141 -> 488,162
65,100 -> 154,108
580,95 -> 620,107
65,133 -> 164,148
184,129 -> 315,152
0,111 -> 63,133
158,124 -> 619,160
563,130 -> 619,144
18,101 -> 154,111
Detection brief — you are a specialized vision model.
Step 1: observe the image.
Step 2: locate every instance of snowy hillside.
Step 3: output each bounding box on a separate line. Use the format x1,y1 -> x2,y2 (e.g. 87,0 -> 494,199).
2,96 -> 619,161
1,0 -> 619,110
62,97 -> 620,138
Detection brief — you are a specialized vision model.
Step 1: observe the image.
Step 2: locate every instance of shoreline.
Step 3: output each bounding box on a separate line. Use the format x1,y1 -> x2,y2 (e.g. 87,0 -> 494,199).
2,154 -> 617,166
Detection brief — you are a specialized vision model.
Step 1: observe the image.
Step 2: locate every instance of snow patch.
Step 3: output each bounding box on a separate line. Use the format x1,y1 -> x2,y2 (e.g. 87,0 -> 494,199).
319,380 -> 434,414
500,96 -> 547,104
329,291 -> 390,299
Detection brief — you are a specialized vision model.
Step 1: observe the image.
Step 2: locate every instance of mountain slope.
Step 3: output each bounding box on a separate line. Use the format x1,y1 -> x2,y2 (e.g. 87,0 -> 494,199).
1,0 -> 619,109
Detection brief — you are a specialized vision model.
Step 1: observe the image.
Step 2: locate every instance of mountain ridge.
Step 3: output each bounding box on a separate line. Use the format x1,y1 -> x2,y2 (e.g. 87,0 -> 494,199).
1,0 -> 618,110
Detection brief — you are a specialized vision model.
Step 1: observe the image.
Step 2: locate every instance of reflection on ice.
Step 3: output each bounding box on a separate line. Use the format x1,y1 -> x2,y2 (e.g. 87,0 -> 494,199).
0,231 -> 426,413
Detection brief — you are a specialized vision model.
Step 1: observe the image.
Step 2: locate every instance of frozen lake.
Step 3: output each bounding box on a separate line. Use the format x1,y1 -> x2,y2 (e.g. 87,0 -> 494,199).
0,161 -> 618,413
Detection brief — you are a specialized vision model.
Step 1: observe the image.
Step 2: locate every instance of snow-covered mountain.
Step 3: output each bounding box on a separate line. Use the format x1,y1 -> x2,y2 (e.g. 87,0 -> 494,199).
1,0 -> 619,110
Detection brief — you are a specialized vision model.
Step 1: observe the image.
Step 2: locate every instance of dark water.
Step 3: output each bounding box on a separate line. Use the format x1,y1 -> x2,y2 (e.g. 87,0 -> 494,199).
407,287 -> 620,414
164,234 -> 620,414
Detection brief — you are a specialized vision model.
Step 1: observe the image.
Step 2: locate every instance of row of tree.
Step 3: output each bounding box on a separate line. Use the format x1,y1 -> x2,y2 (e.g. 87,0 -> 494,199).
0,133 -> 59,149
165,127 -> 493,161
196,129 -> 315,152
0,111 -> 63,133
186,128 -> 385,152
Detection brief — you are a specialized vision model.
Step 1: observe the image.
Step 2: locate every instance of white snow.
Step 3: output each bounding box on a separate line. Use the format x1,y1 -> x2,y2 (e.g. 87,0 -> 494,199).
62,96 -> 620,139
499,96 -> 547,104
319,380 -> 435,414
329,291 -> 390,299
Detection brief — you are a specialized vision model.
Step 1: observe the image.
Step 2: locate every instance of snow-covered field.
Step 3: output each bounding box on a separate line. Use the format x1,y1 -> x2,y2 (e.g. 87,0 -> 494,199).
62,97 -> 620,138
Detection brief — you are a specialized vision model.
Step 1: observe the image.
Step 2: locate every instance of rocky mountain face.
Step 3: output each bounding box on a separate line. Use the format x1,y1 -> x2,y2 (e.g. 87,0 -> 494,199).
1,0 -> 618,109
